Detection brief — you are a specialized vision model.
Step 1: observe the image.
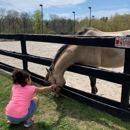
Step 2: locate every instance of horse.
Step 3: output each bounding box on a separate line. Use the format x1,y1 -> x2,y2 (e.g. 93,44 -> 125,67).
44,27 -> 130,97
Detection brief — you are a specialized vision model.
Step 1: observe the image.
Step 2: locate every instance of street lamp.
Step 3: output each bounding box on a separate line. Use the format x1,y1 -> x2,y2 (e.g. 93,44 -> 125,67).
39,4 -> 43,34
88,7 -> 91,27
106,17 -> 109,20
72,11 -> 75,34
92,15 -> 95,27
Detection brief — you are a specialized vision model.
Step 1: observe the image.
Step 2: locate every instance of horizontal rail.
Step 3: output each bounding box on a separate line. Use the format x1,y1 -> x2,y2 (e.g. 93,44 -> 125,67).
0,49 -> 52,66
0,34 -> 127,48
0,49 -> 130,87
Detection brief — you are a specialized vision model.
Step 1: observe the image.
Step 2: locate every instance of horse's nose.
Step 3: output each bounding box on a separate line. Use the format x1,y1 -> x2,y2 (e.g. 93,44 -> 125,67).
51,88 -> 56,92
55,92 -> 61,97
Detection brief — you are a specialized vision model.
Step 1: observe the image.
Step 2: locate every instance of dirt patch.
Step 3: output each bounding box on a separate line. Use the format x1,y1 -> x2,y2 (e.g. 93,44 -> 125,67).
0,39 -> 15,42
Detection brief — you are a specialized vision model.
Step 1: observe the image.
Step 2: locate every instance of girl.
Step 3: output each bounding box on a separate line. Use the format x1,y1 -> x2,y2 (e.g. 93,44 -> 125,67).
5,68 -> 57,127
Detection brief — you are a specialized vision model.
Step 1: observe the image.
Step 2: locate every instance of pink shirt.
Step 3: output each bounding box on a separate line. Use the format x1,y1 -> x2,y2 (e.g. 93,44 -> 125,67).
5,84 -> 36,118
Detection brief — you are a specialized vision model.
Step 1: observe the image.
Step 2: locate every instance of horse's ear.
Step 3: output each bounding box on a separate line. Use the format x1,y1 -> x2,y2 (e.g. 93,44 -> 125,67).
46,68 -> 51,74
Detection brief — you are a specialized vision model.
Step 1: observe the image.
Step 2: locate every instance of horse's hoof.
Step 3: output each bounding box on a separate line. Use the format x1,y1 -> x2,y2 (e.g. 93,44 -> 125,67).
91,87 -> 98,94
91,91 -> 96,94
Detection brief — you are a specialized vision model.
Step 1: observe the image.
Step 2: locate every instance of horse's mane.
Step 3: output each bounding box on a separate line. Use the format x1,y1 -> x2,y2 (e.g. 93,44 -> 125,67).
49,27 -> 98,71
49,44 -> 69,71
75,27 -> 98,35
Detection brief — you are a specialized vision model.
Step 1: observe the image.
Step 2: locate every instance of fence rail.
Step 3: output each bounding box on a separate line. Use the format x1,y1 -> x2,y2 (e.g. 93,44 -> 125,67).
0,34 -> 130,120
0,34 -> 126,48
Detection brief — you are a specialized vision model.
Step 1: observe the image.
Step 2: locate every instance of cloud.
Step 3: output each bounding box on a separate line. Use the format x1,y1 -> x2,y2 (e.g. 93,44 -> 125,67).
45,0 -> 87,6
76,8 -> 130,20
2,0 -> 87,12
105,4 -> 128,9
93,8 -> 130,18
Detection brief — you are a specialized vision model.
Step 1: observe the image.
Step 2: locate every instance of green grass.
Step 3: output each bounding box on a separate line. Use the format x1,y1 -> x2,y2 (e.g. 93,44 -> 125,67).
0,71 -> 130,130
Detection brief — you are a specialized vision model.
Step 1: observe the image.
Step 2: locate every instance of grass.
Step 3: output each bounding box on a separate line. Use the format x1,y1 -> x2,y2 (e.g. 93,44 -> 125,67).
0,71 -> 130,130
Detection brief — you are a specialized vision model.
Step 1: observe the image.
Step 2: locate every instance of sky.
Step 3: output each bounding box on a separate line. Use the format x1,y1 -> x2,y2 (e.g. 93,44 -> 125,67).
0,0 -> 130,20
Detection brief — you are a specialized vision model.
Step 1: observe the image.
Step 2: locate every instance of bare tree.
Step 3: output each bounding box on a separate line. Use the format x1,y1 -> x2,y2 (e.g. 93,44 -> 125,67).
6,9 -> 19,33
0,8 -> 6,33
20,11 -> 30,33
48,14 -> 71,34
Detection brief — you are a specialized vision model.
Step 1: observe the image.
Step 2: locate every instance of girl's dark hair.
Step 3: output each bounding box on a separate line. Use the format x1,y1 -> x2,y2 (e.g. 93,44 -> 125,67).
12,69 -> 30,87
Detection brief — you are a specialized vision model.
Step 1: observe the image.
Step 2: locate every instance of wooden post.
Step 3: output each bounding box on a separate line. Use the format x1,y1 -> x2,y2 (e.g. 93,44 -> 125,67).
120,48 -> 130,109
20,35 -> 28,71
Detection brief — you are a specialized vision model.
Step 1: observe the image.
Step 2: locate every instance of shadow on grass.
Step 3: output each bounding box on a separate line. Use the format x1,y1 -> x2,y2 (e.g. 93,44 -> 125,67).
52,95 -> 130,130
3,93 -> 130,130
7,121 -> 54,130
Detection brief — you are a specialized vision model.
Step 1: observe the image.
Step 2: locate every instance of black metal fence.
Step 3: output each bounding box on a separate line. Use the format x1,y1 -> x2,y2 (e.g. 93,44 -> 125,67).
0,34 -> 130,120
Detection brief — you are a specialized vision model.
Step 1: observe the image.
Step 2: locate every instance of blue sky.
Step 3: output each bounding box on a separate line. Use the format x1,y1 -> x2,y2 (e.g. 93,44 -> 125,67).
0,0 -> 130,20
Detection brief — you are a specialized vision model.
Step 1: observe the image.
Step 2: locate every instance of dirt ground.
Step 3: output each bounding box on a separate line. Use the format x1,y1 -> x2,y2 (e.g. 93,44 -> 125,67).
0,41 -> 124,102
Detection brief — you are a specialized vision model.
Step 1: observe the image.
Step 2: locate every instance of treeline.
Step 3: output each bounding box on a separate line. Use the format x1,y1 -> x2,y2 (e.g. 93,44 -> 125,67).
0,7 -> 130,34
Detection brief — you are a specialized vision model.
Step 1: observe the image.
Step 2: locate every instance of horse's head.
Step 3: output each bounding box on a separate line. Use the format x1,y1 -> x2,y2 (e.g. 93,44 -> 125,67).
44,68 -> 66,97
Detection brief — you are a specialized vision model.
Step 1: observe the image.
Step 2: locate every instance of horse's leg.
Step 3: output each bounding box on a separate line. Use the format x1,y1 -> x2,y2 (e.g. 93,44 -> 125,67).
89,76 -> 98,94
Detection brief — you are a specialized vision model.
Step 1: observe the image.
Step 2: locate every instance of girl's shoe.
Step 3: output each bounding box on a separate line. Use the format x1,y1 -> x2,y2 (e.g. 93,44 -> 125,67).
24,119 -> 34,127
7,120 -> 19,124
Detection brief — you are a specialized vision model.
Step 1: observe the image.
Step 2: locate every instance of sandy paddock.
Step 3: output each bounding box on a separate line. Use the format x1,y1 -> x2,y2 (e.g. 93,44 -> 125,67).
0,41 -> 124,102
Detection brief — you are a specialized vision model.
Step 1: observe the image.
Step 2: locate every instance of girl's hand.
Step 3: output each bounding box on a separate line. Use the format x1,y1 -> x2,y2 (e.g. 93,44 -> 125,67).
50,84 -> 57,89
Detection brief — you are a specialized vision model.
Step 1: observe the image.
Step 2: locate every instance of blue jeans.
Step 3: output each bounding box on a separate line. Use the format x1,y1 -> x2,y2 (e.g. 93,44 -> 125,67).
6,100 -> 36,123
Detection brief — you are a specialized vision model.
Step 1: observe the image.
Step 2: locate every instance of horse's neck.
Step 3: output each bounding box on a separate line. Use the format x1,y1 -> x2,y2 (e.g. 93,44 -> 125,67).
54,60 -> 71,77
51,52 -> 73,86
53,51 -> 73,77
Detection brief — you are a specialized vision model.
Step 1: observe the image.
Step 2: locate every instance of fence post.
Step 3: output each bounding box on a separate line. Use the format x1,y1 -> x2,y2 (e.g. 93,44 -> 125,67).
20,35 -> 28,71
120,48 -> 130,109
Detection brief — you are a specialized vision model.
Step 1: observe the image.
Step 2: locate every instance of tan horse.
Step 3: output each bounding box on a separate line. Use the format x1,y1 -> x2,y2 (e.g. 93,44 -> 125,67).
44,27 -> 130,97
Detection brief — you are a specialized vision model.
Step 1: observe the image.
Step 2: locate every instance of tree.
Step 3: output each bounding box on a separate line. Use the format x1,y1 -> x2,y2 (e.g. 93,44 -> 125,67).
49,14 -> 59,33
20,11 -> 30,33
32,10 -> 42,34
0,8 -> 6,33
6,9 -> 19,33
48,14 -> 70,34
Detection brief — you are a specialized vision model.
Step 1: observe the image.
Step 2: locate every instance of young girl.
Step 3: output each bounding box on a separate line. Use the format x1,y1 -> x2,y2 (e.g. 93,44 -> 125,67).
5,68 -> 57,127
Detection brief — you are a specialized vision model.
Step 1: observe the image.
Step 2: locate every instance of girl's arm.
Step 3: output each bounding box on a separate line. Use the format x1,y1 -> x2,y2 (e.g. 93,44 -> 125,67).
35,84 -> 57,93
10,91 -> 13,100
